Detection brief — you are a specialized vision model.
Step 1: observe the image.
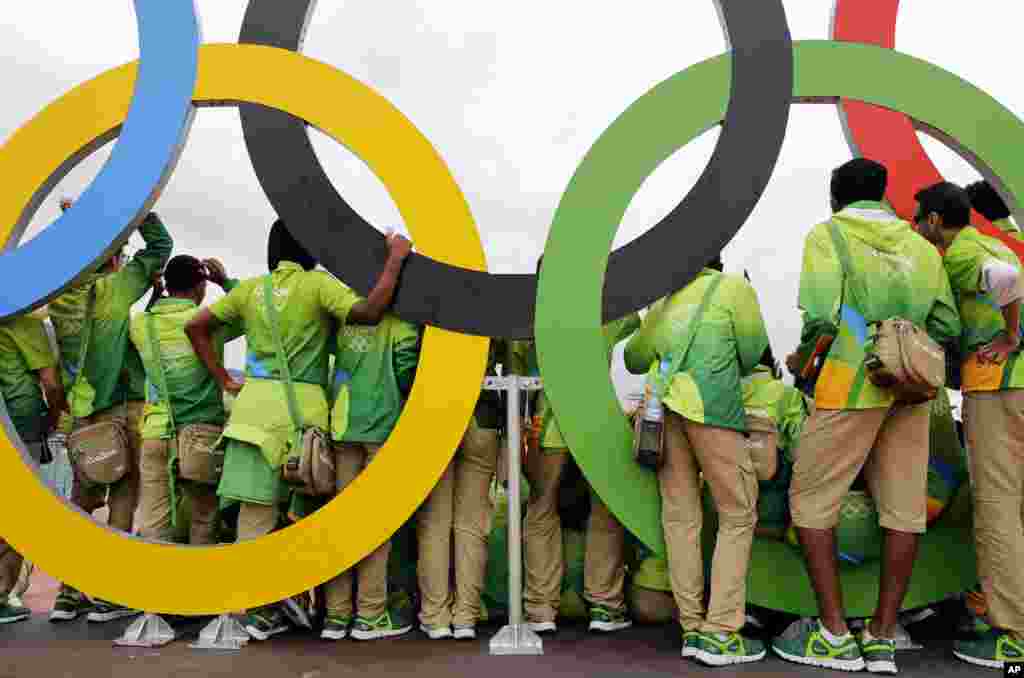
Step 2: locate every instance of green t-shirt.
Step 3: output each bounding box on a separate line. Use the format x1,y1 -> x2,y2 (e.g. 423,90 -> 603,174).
129,286 -> 244,440
330,314 -> 420,443
0,313 -> 58,442
49,213 -> 173,416
210,262 -> 361,386
943,226 -> 1024,391
796,202 -> 960,410
625,269 -> 769,432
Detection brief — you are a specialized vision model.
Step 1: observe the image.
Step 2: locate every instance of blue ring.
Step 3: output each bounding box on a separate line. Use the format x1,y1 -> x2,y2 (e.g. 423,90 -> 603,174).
0,0 -> 200,319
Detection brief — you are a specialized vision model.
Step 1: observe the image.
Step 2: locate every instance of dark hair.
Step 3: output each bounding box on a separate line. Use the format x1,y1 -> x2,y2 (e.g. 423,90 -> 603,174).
914,182 -> 971,228
164,255 -> 206,293
268,219 -> 317,271
966,181 -> 1011,221
830,158 -> 888,210
706,256 -> 724,272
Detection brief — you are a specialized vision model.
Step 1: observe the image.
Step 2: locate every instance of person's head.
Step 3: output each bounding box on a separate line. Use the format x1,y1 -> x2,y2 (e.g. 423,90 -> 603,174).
914,181 -> 971,246
267,219 -> 318,271
164,255 -> 207,304
966,180 -> 1012,222
830,158 -> 888,213
706,255 -> 723,272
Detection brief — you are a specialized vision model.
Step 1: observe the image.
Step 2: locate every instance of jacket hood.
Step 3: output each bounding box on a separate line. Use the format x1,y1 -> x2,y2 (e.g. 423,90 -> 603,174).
831,201 -> 914,255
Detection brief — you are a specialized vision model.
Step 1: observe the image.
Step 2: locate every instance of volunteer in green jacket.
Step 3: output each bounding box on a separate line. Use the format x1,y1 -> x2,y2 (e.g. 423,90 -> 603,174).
185,220 -> 411,641
514,311 -> 640,635
129,256 -> 242,546
916,181 -> 1024,670
417,338 -> 514,641
773,160 -> 961,674
625,257 -> 771,666
317,313 -> 420,641
0,310 -> 67,625
48,205 -> 173,624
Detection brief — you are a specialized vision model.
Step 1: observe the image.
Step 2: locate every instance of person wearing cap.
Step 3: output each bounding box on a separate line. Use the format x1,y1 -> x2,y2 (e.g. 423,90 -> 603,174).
772,160 -> 960,674
511,307 -> 640,637
0,308 -> 68,625
47,201 -> 173,624
129,256 -> 242,547
916,181 -> 1024,670
625,256 -> 771,666
185,220 -> 410,641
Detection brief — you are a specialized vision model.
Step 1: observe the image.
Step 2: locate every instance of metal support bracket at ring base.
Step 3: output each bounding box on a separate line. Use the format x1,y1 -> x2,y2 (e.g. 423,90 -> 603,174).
482,376 -> 543,392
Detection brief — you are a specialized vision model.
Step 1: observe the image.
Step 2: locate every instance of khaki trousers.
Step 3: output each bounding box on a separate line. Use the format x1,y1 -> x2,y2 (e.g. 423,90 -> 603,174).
1,441 -> 43,599
629,585 -> 678,625
236,502 -> 278,542
789,403 -> 929,533
417,425 -> 498,628
965,390 -> 1024,640
137,438 -> 219,544
325,442 -> 389,620
660,412 -> 758,634
523,447 -> 628,621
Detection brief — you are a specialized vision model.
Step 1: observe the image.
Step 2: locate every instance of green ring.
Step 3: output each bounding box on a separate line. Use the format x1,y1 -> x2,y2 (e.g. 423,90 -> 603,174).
536,40 -> 1021,615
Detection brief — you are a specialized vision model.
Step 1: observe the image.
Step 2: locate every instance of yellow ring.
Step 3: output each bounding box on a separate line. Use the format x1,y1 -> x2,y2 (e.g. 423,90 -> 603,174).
0,44 -> 488,614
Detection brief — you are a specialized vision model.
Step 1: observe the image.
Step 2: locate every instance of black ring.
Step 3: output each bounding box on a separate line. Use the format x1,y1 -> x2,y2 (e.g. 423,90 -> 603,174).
239,0 -> 792,339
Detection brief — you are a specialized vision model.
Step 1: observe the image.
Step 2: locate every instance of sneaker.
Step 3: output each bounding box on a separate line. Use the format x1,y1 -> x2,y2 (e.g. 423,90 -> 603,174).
695,631 -> 766,666
527,619 -> 557,634
453,625 -> 476,640
858,629 -> 898,674
350,609 -> 412,640
589,605 -> 632,633
0,601 -> 30,625
420,623 -> 453,640
243,607 -> 291,641
772,618 -> 865,672
282,594 -> 313,630
953,629 -> 1024,670
321,615 -> 351,641
681,630 -> 701,658
87,599 -> 140,623
49,589 -> 90,622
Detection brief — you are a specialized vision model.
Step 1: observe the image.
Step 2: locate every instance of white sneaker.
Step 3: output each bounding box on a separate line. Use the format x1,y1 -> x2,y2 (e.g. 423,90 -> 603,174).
420,623 -> 453,640
453,625 -> 476,640
528,620 -> 557,634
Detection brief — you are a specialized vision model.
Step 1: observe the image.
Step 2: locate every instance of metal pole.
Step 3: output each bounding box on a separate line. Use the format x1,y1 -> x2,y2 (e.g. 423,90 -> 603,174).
489,375 -> 543,655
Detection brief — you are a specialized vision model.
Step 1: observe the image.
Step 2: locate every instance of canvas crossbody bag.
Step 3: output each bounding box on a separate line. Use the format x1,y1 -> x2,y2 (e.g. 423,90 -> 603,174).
828,221 -> 945,404
67,285 -> 132,487
263,276 -> 335,496
145,313 -> 224,490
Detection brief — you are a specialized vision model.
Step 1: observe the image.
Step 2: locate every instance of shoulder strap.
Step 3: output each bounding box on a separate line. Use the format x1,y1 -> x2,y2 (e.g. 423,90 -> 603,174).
659,273 -> 724,393
144,312 -> 176,435
263,275 -> 304,434
69,285 -> 98,427
827,220 -> 867,322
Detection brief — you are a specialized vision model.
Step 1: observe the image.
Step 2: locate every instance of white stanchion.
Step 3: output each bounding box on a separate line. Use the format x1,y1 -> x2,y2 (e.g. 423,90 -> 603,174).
114,613 -> 175,647
190,614 -> 250,650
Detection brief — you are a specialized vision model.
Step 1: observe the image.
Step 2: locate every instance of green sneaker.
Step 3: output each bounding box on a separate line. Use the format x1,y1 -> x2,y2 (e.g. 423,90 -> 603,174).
772,618 -> 865,672
243,606 -> 291,641
588,605 -> 632,633
321,615 -> 352,641
0,601 -> 30,624
681,630 -> 701,658
857,630 -> 897,674
49,589 -> 90,622
694,631 -> 766,666
350,609 -> 412,641
953,629 -> 1024,670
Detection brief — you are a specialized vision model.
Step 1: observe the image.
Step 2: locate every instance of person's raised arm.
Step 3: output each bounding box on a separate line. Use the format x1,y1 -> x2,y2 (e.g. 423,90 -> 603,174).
120,212 -> 174,303
347,234 -> 412,325
185,309 -> 243,395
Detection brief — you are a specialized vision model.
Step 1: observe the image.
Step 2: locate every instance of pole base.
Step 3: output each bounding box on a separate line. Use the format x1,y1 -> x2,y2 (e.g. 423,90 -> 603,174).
113,613 -> 176,647
488,624 -> 544,655
190,614 -> 249,651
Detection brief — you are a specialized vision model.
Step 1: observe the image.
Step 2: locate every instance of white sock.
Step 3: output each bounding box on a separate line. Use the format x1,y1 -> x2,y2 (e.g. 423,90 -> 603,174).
819,621 -> 850,645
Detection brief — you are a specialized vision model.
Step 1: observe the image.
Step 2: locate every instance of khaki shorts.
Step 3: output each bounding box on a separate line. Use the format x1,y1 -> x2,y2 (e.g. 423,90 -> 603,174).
789,403 -> 928,534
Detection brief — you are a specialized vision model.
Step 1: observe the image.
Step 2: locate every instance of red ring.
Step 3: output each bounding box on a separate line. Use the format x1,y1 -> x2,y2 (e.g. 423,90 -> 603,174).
832,0 -> 1023,256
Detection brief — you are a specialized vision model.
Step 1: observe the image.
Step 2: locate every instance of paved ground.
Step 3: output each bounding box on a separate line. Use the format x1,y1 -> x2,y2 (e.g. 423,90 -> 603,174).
1,573 -> 987,678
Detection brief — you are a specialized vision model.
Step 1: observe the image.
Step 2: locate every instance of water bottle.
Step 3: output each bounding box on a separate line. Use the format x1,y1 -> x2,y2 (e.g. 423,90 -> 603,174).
635,363 -> 667,470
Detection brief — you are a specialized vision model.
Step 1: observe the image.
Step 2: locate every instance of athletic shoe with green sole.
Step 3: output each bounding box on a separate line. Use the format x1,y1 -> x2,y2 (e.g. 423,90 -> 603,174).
694,631 -> 766,666
953,629 -> 1024,670
682,630 -> 701,658
772,618 -> 865,672
857,630 -> 897,674
351,609 -> 412,640
0,602 -> 30,625
244,607 -> 290,641
588,605 -> 632,633
321,615 -> 351,641
49,589 -> 91,622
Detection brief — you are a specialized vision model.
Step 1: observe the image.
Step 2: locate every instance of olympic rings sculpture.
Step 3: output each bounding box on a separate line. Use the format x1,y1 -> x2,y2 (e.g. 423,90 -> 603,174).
0,0 -> 1020,615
